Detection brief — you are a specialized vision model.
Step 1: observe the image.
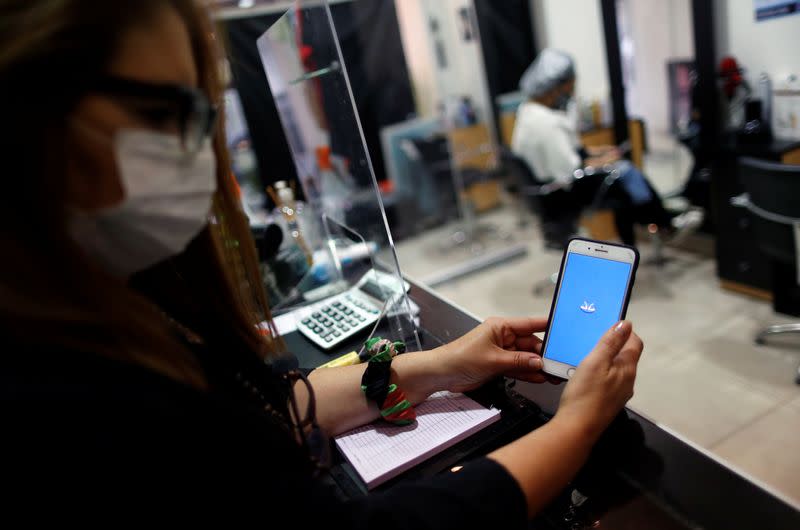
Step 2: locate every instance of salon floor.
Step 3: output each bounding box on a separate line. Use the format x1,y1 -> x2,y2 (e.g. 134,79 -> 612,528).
393,136 -> 800,506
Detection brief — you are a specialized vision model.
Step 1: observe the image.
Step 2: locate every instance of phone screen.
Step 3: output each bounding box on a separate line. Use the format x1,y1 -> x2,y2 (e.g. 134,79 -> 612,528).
543,252 -> 633,367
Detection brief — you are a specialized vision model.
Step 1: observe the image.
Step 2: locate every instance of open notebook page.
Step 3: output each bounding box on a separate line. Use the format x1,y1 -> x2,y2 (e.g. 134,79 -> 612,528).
335,391 -> 501,489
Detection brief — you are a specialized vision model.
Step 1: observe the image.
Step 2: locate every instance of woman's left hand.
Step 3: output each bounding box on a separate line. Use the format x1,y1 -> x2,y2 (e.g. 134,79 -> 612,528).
436,316 -> 559,394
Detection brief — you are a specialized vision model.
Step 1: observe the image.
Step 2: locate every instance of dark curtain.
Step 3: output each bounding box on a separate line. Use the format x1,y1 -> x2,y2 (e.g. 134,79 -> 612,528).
329,1 -> 416,186
475,0 -> 536,98
225,13 -> 297,190
474,0 -> 536,139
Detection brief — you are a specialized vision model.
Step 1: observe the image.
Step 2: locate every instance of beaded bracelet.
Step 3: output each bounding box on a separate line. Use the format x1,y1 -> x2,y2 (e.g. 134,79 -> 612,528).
360,337 -> 416,425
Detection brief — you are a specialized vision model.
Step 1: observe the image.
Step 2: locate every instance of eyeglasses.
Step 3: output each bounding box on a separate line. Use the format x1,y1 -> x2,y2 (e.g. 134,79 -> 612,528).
94,75 -> 218,155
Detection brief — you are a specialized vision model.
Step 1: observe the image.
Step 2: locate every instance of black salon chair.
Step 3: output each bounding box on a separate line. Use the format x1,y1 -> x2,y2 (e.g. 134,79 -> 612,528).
500,148 -> 591,294
500,148 -> 581,251
736,157 -> 800,384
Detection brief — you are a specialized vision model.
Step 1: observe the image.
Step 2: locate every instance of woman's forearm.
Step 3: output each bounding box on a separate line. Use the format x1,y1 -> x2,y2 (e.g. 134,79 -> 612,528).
303,358 -> 598,515
585,144 -> 612,156
488,415 -> 597,518
296,348 -> 448,436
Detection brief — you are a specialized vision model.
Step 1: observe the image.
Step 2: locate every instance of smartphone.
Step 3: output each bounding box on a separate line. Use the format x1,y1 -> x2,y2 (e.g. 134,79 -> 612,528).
541,238 -> 639,379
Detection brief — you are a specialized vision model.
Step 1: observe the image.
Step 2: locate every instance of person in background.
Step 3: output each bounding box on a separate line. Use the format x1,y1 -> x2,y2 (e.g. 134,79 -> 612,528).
717,56 -> 751,130
511,48 -> 698,246
1,1 -> 643,526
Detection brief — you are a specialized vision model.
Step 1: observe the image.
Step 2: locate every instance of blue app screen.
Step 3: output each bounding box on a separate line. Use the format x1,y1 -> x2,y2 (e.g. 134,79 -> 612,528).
544,253 -> 632,367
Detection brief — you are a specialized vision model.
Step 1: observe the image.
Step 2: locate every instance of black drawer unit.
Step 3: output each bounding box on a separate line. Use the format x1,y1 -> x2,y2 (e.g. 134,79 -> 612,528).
711,137 -> 800,291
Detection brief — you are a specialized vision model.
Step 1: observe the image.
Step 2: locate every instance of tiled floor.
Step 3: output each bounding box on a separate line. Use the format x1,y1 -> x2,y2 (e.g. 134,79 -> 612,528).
394,201 -> 800,506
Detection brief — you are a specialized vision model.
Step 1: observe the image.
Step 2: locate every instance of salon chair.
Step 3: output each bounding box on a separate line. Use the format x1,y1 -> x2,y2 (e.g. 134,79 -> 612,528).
735,157 -> 800,384
410,135 -> 512,252
500,148 -> 580,250
502,148 -> 702,296
501,149 -> 590,294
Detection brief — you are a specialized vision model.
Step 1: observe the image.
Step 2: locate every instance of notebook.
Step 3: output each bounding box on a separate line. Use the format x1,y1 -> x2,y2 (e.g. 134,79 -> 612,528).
334,391 -> 501,489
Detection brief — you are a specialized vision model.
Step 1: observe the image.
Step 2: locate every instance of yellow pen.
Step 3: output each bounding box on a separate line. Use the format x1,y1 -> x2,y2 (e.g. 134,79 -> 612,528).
318,350 -> 364,369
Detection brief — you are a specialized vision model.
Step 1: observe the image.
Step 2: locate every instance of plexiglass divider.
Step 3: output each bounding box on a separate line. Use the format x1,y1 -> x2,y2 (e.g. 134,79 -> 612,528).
381,0 -> 529,288
257,1 -> 420,352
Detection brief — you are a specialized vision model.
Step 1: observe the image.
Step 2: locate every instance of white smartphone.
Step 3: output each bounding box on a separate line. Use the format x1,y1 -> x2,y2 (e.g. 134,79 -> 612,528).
541,238 -> 639,379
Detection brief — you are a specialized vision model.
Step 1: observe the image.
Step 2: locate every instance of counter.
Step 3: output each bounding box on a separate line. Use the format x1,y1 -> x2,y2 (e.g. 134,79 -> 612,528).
286,279 -> 800,529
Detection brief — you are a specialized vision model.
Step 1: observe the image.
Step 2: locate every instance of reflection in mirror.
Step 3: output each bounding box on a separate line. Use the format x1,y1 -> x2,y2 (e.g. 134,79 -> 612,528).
389,0 -> 528,288
531,0 -> 613,131
616,0 -> 698,203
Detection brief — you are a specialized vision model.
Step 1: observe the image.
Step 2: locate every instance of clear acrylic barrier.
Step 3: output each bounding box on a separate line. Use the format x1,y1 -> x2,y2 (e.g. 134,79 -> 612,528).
367,0 -> 529,291
257,1 -> 420,351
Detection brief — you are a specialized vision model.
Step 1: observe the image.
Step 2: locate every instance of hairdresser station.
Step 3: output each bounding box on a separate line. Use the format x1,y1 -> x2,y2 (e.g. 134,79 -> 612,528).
215,1 -> 799,528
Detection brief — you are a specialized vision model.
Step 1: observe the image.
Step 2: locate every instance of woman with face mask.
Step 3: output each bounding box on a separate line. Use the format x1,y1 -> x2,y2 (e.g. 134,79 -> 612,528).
511,49 -> 691,246
0,1 -> 643,525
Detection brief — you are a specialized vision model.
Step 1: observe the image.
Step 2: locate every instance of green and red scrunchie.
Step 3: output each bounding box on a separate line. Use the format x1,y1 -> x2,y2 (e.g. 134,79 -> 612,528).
360,337 -> 416,425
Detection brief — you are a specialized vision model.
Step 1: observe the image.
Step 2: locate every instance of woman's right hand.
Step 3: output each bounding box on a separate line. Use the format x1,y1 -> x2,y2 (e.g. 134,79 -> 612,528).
554,321 -> 643,442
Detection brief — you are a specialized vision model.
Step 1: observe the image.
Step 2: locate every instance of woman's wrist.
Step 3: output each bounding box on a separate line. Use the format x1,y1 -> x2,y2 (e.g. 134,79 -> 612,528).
391,347 -> 452,404
549,409 -> 605,449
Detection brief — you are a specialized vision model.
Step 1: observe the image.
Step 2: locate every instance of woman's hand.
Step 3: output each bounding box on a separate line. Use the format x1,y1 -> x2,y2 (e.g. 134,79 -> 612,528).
554,320 -> 643,442
436,316 -> 558,394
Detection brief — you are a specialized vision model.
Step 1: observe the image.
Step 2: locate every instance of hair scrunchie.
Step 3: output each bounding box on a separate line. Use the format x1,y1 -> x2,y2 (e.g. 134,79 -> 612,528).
360,337 -> 415,425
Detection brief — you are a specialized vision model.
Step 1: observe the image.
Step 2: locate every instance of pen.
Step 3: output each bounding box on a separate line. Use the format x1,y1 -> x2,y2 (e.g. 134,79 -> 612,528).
318,297 -> 392,369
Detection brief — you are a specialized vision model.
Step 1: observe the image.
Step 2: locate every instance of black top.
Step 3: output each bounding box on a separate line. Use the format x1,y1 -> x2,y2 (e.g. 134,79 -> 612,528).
3,346 -> 527,527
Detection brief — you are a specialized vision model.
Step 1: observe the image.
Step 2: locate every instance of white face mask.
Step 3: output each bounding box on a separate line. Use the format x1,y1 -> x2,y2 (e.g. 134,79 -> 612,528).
69,129 -> 217,276
234,149 -> 257,175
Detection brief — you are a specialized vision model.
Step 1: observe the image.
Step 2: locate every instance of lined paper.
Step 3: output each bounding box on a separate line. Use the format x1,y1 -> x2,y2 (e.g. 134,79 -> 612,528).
335,392 -> 501,489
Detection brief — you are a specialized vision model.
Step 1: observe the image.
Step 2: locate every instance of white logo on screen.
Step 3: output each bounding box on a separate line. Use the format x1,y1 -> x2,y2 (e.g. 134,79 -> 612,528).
580,301 -> 596,314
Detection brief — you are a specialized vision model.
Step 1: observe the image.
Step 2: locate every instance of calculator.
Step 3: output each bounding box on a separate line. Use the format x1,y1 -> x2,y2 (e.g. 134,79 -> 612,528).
296,271 -> 410,350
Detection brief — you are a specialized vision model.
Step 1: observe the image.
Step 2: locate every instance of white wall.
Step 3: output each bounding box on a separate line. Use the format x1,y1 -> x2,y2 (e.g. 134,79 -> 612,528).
395,0 -> 493,121
715,0 -> 799,86
394,0 -> 440,117
531,0 -> 609,104
668,0 -> 695,58
624,0 -> 694,134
